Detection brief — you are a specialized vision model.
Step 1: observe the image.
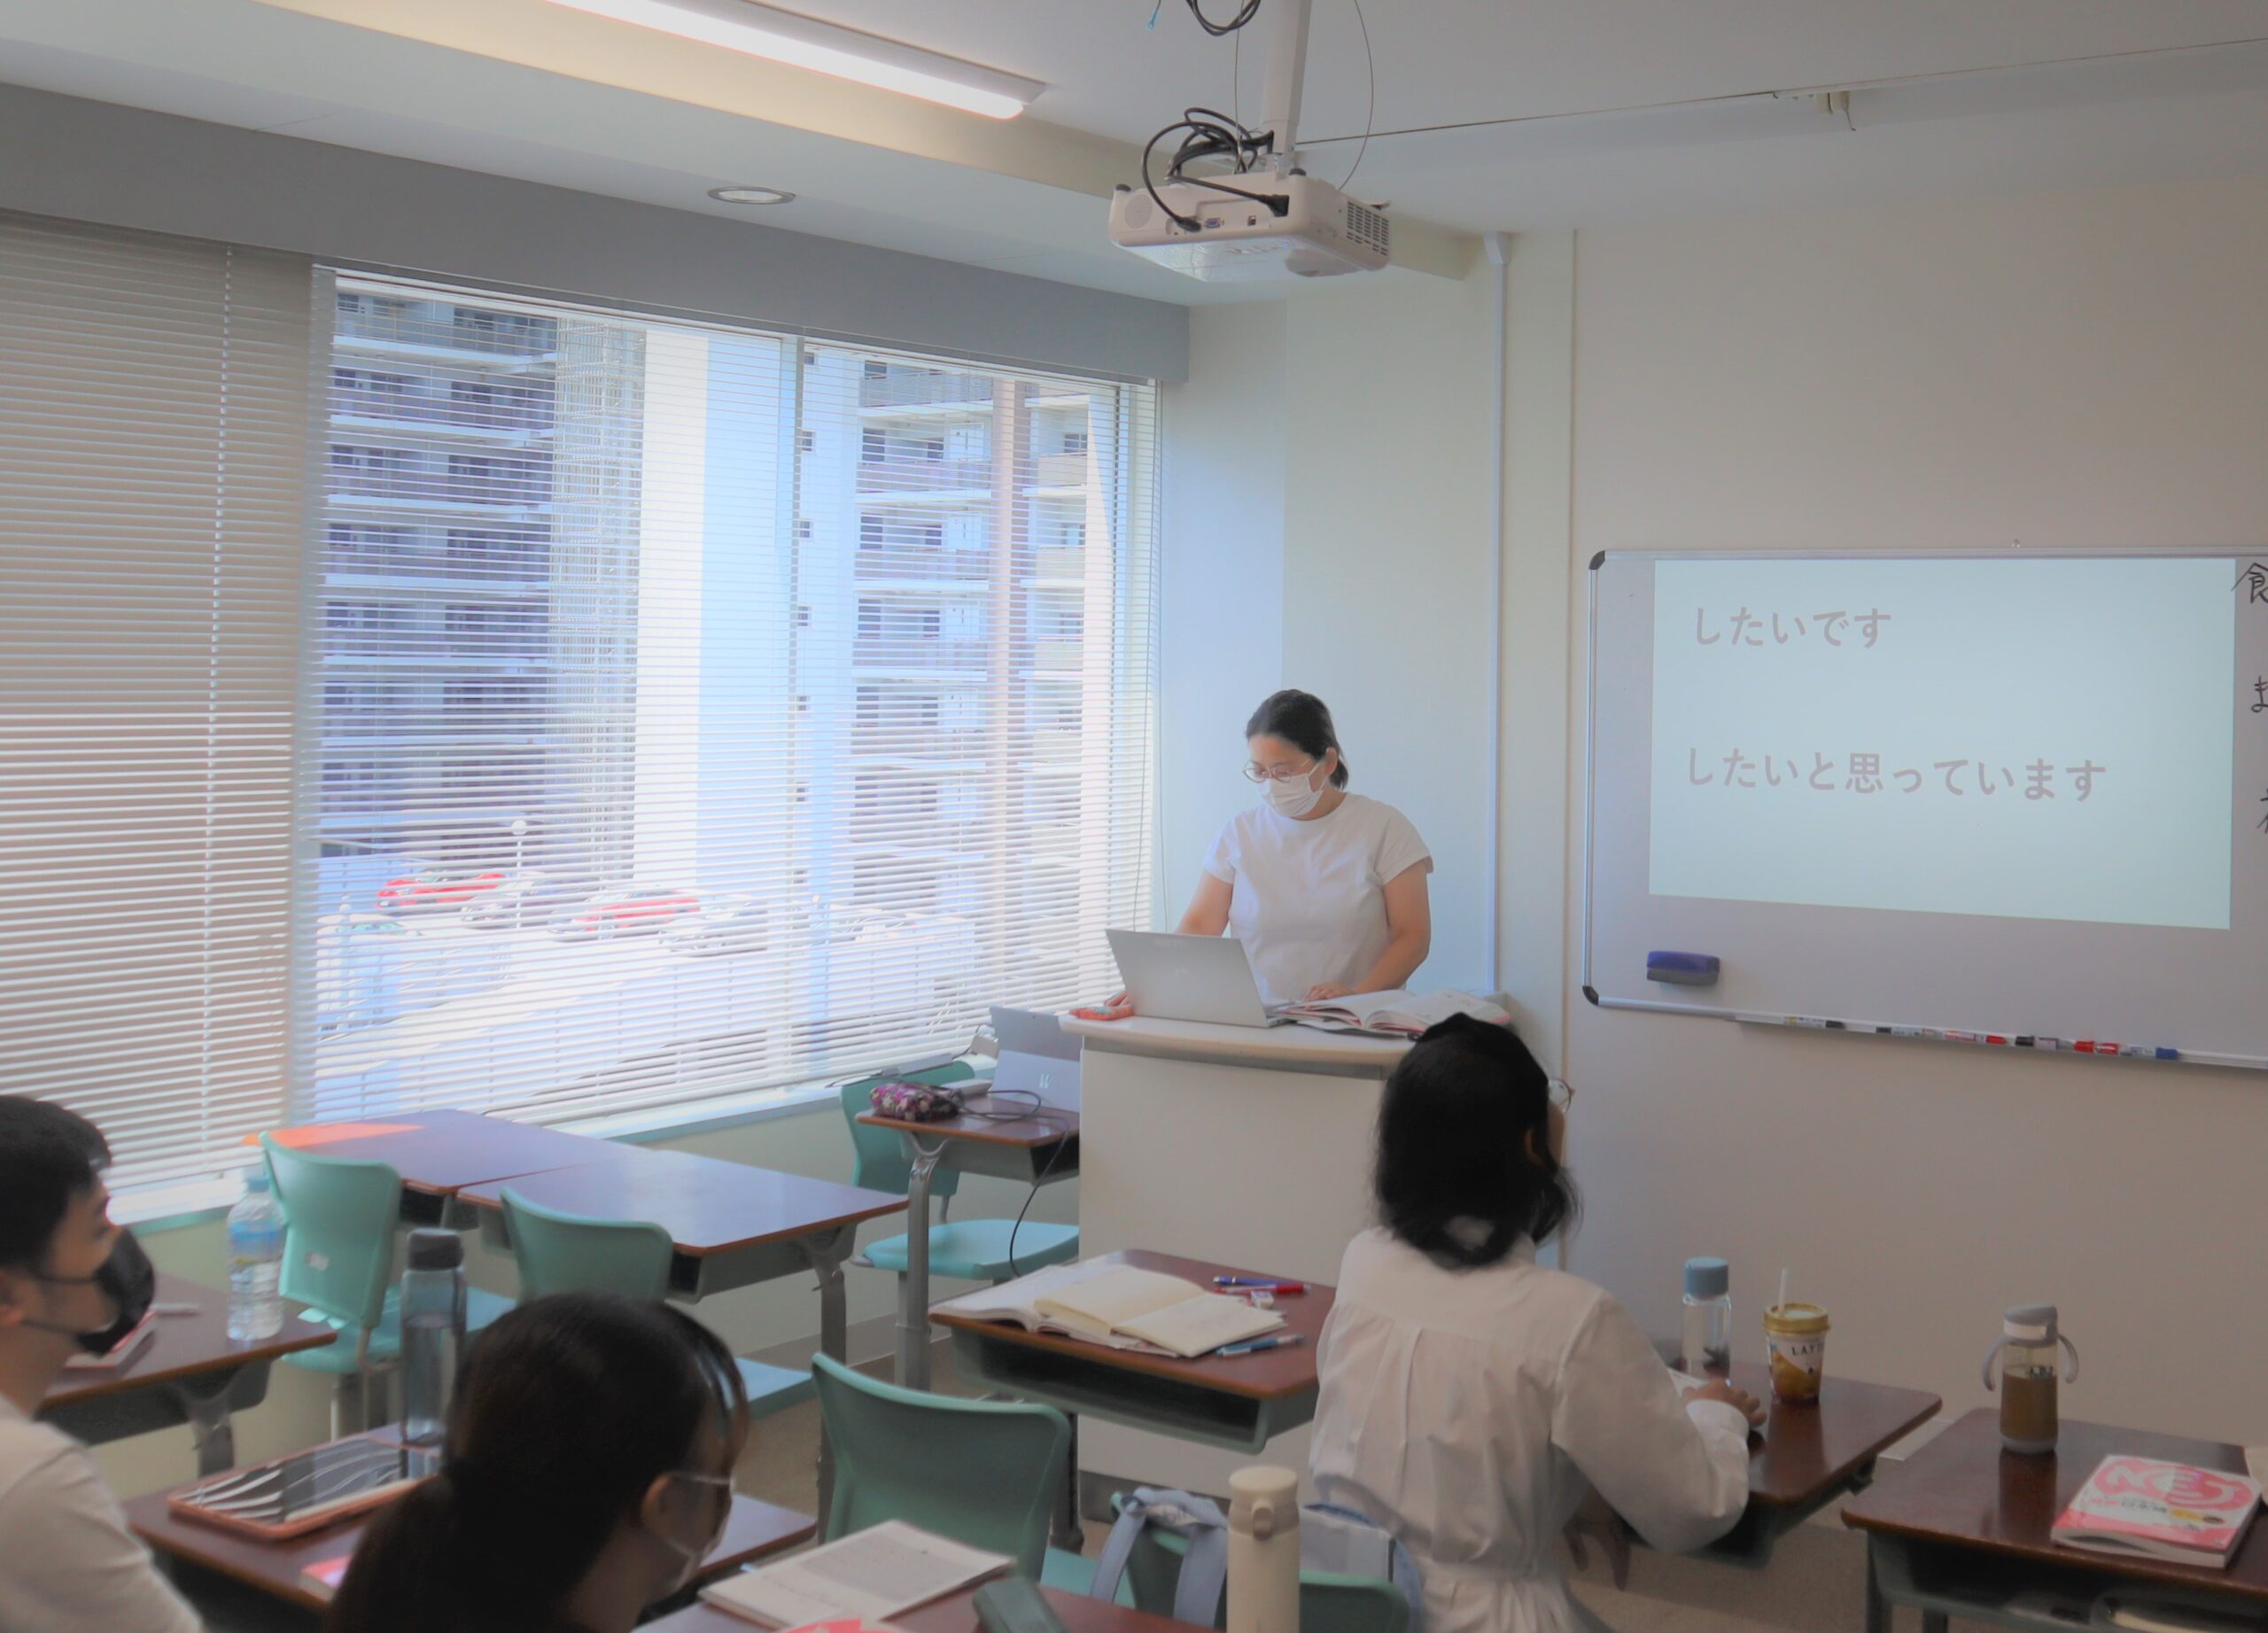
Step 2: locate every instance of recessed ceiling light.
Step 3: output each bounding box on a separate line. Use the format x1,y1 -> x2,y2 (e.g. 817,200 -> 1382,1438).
709,185 -> 797,206
546,0 -> 1045,120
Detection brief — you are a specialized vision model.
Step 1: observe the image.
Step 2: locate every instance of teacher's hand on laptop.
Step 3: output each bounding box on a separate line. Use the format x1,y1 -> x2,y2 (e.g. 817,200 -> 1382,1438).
1103,929 -> 1293,1029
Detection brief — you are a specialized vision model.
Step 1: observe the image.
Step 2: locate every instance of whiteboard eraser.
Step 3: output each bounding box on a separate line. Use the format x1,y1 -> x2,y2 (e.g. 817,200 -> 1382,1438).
1646,952 -> 1720,987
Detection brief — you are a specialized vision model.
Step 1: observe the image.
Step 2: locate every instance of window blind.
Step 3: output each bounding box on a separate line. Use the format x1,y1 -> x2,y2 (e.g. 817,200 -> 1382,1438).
307,274 -> 1158,1125
0,214 -> 312,1190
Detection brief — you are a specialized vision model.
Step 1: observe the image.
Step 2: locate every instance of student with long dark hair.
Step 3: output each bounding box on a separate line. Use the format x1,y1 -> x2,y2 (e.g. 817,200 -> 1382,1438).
325,1293 -> 748,1633
1163,688 -> 1433,1007
1309,1017 -> 1762,1633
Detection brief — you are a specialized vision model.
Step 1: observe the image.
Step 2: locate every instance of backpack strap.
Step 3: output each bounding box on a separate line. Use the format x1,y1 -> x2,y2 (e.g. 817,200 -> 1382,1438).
1086,1487 -> 1231,1625
1304,1501 -> 1425,1633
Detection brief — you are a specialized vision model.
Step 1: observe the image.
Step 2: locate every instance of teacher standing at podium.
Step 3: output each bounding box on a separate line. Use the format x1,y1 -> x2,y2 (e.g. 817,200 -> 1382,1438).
1178,689 -> 1433,1006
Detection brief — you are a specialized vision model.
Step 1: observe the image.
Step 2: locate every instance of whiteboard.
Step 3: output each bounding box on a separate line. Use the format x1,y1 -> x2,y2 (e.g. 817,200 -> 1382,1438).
1582,549 -> 2268,1069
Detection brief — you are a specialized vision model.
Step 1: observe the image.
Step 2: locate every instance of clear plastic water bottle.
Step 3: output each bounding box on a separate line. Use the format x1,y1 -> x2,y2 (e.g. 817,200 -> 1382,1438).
1681,1256 -> 1733,1373
400,1230 -> 468,1448
225,1169 -> 285,1341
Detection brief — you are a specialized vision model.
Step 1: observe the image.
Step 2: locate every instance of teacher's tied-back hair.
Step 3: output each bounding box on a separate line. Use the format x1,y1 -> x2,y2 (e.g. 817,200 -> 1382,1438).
324,1293 -> 747,1633
1246,689 -> 1351,788
1373,1014 -> 1579,1268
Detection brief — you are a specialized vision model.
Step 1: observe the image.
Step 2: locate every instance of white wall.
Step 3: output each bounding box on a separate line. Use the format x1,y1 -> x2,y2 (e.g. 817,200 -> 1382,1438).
1158,275 -> 1501,991
1517,175 -> 2268,1441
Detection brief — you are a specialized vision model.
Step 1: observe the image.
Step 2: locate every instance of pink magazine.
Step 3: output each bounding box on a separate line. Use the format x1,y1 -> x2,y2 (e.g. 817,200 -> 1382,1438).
2051,1455 -> 2264,1567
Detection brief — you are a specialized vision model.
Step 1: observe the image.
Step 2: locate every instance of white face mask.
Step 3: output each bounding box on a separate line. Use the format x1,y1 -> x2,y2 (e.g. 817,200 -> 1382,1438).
654,1470 -> 734,1599
1260,763 -> 1327,818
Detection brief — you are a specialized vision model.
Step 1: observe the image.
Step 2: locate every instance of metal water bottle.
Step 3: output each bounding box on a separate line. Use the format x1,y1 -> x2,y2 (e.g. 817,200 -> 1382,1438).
1226,1466 -> 1301,1633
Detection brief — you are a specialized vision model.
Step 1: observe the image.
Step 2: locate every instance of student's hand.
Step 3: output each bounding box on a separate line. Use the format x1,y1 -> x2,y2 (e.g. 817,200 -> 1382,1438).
1303,982 -> 1356,1001
1562,1488 -> 1631,1589
1070,994 -> 1136,1022
1682,1379 -> 1767,1427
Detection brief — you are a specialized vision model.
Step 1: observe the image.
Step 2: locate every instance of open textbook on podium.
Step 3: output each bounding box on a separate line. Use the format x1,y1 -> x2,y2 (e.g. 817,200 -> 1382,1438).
1278,990 -> 1510,1038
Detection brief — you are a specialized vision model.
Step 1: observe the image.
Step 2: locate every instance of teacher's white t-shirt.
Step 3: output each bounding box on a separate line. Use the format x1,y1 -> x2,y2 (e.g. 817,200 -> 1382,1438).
1203,792 -> 1433,1006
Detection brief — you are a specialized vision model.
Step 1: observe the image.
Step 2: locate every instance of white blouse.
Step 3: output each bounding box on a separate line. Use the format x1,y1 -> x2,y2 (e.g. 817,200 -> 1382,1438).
1310,1229 -> 1751,1633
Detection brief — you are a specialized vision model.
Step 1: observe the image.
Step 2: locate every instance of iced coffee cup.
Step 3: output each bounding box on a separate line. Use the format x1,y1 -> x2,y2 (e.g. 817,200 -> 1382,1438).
1762,1302 -> 1829,1404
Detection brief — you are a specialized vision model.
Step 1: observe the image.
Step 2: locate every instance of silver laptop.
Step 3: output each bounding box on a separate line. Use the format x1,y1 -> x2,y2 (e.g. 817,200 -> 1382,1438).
1104,929 -> 1292,1029
987,1005 -> 1081,1106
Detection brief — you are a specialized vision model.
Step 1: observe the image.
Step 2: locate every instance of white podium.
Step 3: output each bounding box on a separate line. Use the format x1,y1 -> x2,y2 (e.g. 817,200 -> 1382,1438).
1060,1015 -> 1410,1506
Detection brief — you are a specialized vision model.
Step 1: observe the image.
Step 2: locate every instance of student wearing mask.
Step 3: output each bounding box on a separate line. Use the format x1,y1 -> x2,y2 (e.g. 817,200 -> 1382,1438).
326,1291 -> 748,1633
1309,1018 -> 1763,1633
0,1096 -> 201,1633
1173,688 -> 1432,1006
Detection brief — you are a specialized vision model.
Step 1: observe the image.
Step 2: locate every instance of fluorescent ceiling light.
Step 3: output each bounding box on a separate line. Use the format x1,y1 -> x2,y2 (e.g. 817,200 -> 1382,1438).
545,0 -> 1045,119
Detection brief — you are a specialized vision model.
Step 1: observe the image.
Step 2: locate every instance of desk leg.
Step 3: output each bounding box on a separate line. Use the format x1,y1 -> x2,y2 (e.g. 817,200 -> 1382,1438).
896,1141 -> 945,1391
1052,1412 -> 1085,1554
176,1380 -> 238,1476
1864,1539 -> 1890,1633
802,1233 -> 850,1524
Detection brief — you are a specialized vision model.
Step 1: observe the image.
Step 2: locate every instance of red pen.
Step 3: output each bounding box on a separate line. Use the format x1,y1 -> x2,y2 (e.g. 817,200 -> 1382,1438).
1213,1277 -> 1305,1294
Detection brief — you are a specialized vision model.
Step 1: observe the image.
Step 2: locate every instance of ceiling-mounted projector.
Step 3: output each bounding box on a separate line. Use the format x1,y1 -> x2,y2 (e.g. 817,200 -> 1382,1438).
1109,171 -> 1389,281
1113,0 -> 1388,283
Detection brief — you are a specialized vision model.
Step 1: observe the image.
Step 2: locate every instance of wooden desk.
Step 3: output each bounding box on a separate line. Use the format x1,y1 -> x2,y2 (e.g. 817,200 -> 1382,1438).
932,1249 -> 1331,1457
652,1580 -> 1207,1633
1844,1409 -> 2268,1633
267,1110 -> 611,1225
458,1145 -> 906,1302
1701,1361 -> 1940,1565
128,1458 -> 814,1615
858,1087 -> 1080,1393
40,1272 -> 337,1475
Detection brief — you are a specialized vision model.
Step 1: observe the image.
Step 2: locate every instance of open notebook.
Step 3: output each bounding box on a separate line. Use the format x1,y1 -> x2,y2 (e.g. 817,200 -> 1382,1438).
701,1520 -> 1009,1627
936,1260 -> 1284,1358
1278,990 -> 1510,1037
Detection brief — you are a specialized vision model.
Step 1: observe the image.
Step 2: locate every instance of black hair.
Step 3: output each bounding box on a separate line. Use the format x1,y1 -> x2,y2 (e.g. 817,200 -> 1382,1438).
0,1097 -> 111,1273
1245,689 -> 1350,789
325,1293 -> 749,1633
1372,1015 -> 1579,1268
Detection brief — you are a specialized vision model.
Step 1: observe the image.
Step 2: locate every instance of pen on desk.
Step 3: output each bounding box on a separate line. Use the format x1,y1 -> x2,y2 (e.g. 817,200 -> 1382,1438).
1213,1277 -> 1306,1294
1217,1334 -> 1306,1357
151,1302 -> 202,1317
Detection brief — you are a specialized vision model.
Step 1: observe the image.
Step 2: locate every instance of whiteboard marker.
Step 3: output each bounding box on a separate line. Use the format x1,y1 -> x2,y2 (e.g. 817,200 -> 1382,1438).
1944,1029 -> 1983,1044
1888,1025 -> 1932,1039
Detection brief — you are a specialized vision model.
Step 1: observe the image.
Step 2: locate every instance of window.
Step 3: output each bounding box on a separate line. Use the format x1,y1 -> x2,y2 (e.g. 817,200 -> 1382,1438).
0,216 -> 311,1190
303,276 -> 1159,1129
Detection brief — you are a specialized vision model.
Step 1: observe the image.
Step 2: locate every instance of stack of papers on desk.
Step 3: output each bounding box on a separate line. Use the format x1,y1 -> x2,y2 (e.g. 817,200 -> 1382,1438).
701,1520 -> 1009,1627
1278,990 -> 1510,1038
936,1259 -> 1284,1358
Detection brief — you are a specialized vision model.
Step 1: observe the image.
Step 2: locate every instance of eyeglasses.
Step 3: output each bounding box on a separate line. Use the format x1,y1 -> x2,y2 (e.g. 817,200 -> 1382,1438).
1243,758 -> 1319,784
1549,1079 -> 1574,1112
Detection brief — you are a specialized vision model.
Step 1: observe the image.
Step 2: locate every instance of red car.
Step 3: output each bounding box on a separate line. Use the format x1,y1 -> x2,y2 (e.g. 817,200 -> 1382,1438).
376,867 -> 505,914
549,887 -> 702,939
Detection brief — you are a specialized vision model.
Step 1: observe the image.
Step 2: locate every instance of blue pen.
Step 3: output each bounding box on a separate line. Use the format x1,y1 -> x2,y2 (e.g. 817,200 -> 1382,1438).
1217,1334 -> 1306,1357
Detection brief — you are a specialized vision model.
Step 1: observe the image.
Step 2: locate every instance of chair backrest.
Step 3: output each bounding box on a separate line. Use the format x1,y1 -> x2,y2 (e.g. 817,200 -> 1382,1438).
837,1062 -> 977,1201
501,1188 -> 674,1303
1122,1525 -> 1410,1633
260,1134 -> 403,1332
811,1351 -> 1068,1579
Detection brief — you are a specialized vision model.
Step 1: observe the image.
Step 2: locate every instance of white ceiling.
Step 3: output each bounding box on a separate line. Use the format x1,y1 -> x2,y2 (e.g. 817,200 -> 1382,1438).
4,0 -> 2268,307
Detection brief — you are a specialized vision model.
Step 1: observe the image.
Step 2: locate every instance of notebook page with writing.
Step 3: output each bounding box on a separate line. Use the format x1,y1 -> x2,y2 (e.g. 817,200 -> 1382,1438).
1032,1267 -> 1200,1334
702,1520 -> 1010,1627
1114,1295 -> 1284,1358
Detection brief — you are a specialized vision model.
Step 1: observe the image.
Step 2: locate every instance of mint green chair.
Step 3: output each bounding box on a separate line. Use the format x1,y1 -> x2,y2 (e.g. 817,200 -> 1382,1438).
839,1068 -> 1081,1284
1120,1520 -> 1410,1633
812,1351 -> 1090,1586
498,1187 -> 814,1419
260,1135 -> 512,1435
